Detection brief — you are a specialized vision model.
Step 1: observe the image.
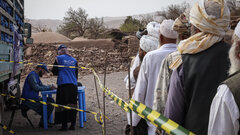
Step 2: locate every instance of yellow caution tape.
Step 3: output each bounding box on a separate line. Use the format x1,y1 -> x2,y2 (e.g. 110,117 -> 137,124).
91,69 -> 130,112
1,59 -> 195,134
129,99 -> 195,135
90,68 -> 195,135
0,59 -> 88,69
0,123 -> 17,135
0,94 -> 104,125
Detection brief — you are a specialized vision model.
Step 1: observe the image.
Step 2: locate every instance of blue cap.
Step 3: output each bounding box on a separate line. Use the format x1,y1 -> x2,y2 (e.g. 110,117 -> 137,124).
58,44 -> 67,50
37,63 -> 49,73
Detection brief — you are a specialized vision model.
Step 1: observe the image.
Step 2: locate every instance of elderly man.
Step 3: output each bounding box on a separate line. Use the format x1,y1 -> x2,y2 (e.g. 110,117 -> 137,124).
125,34 -> 159,135
208,22 -> 240,135
124,22 -> 160,91
164,0 -> 231,134
21,63 -> 55,128
128,19 -> 178,135
153,13 -> 190,114
52,44 -> 78,131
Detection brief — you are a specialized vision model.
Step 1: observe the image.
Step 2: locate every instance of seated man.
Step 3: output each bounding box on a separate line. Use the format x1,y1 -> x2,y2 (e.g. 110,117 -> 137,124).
21,63 -> 56,128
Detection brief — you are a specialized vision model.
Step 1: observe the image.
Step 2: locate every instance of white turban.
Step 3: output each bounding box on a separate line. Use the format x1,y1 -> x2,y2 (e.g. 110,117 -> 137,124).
146,22 -> 161,39
160,19 -> 178,39
235,22 -> 240,38
140,35 -> 158,53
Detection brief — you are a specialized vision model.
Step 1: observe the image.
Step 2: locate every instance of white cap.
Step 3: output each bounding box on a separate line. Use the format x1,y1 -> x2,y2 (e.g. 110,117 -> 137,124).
140,35 -> 158,53
160,19 -> 178,39
147,22 -> 161,39
235,22 -> 240,38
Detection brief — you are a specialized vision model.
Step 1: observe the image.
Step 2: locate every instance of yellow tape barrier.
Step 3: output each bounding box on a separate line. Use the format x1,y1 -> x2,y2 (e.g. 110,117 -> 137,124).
0,123 -> 17,135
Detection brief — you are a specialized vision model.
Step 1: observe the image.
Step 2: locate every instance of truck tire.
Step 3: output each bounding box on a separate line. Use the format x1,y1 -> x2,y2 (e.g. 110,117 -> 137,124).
0,96 -> 4,134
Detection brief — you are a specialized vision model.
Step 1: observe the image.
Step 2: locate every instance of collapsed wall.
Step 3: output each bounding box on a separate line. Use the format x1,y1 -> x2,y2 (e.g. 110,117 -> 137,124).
22,37 -> 139,79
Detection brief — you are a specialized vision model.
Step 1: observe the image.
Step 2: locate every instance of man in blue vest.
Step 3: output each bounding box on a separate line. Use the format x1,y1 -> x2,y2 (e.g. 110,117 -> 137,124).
52,44 -> 78,131
21,63 -> 56,128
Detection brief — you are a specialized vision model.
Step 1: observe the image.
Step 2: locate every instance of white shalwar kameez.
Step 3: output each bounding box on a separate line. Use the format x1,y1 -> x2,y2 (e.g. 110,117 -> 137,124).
208,84 -> 239,135
128,43 -> 177,135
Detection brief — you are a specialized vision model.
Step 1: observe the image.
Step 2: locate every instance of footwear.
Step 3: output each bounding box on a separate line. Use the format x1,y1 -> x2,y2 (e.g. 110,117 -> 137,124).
58,123 -> 68,131
39,124 -> 53,128
58,127 -> 68,131
39,122 -> 53,128
69,125 -> 75,130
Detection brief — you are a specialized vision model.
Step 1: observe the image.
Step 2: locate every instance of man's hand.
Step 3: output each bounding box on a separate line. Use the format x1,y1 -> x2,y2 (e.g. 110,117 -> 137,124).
50,84 -> 57,90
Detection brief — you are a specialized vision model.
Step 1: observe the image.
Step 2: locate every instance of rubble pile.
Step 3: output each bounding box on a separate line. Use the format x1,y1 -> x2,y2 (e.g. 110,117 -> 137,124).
22,37 -> 139,78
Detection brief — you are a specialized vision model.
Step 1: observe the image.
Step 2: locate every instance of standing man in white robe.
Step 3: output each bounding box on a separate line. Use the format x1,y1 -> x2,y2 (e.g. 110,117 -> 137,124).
208,22 -> 240,135
128,19 -> 178,135
124,22 -> 161,91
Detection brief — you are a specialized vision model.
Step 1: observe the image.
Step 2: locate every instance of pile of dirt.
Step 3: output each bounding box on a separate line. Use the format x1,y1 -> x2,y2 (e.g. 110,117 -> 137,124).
23,37 -> 139,78
72,37 -> 88,41
32,32 -> 71,44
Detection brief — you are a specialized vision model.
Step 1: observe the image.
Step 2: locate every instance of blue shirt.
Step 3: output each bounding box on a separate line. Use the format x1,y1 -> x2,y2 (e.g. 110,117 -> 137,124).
21,71 -> 51,100
57,54 -> 77,86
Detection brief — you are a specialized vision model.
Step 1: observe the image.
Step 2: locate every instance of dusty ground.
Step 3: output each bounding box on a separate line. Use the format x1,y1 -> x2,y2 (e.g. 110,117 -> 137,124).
3,71 -> 129,135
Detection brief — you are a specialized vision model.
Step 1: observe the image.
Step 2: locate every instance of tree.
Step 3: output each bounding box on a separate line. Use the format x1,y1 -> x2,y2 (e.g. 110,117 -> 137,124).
59,7 -> 88,37
140,14 -> 154,27
87,17 -> 105,39
156,2 -> 190,20
120,16 -> 143,32
32,24 -> 52,33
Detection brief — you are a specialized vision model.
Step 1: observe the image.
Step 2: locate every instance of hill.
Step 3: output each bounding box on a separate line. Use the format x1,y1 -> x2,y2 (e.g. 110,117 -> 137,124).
27,12 -> 163,31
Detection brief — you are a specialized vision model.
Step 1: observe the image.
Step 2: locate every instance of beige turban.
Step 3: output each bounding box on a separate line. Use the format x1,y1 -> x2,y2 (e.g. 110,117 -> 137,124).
173,14 -> 190,36
170,0 -> 230,70
140,35 -> 158,53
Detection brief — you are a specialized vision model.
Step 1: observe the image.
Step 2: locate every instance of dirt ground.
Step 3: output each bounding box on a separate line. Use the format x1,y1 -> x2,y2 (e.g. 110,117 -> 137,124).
3,71 -> 129,135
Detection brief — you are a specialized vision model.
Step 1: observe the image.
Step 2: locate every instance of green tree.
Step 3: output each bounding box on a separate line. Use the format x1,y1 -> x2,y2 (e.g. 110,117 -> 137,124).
120,16 -> 143,32
86,17 -> 105,39
58,7 -> 88,37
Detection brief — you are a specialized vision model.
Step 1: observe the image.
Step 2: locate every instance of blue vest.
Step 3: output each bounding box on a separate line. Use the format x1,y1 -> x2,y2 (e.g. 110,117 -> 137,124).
22,71 -> 41,100
57,54 -> 77,86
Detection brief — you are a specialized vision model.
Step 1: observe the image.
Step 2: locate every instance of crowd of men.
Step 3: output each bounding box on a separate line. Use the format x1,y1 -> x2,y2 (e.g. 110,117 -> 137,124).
125,0 -> 240,135
19,0 -> 240,134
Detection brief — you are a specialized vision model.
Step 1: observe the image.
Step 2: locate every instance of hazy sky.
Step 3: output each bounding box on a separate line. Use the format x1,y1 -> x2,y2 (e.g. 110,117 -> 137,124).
25,0 -> 197,20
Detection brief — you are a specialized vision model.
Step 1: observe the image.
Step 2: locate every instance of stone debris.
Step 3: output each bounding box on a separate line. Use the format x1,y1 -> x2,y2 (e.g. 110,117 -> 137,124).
22,37 -> 139,78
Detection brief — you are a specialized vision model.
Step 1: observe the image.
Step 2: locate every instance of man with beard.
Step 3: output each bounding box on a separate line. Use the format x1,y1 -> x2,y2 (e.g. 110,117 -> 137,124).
125,34 -> 159,135
21,63 -> 55,128
208,22 -> 240,135
128,19 -> 178,135
124,22 -> 160,92
164,0 -> 231,134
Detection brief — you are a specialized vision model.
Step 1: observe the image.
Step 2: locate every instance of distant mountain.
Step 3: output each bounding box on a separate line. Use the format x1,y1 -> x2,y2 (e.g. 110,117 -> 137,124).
27,12 -> 163,32
27,19 -> 63,33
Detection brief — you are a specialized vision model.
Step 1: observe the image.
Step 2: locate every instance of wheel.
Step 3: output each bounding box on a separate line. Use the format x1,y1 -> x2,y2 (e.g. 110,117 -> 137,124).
0,96 -> 4,134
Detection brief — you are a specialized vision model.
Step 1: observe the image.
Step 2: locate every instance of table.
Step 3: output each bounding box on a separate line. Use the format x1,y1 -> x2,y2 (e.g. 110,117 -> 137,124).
41,86 -> 86,130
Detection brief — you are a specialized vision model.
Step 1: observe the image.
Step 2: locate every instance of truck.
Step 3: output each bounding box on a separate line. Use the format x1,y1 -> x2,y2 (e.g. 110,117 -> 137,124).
0,0 -> 32,132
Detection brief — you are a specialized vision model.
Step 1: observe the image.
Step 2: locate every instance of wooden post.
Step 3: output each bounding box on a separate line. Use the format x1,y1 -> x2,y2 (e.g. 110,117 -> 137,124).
103,52 -> 108,135
128,62 -> 134,135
